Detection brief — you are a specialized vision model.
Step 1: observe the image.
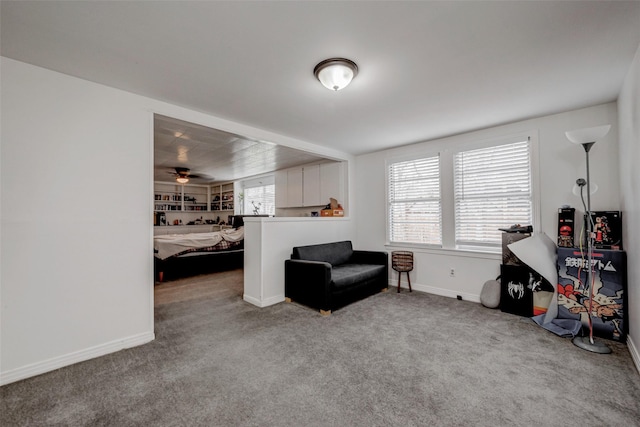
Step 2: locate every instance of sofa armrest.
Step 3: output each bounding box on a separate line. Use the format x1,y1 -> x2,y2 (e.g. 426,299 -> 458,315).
285,259 -> 332,310
351,250 -> 388,266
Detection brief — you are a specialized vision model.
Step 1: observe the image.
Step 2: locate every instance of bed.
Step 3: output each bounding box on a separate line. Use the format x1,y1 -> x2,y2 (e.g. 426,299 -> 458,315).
154,226 -> 244,282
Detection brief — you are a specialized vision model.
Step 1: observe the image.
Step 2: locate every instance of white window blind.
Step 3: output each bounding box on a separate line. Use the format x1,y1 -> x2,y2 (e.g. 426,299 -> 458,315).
388,155 -> 441,245
454,140 -> 532,248
244,184 -> 275,216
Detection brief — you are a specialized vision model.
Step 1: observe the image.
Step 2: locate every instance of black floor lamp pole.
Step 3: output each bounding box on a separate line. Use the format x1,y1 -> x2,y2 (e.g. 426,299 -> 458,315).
572,142 -> 611,354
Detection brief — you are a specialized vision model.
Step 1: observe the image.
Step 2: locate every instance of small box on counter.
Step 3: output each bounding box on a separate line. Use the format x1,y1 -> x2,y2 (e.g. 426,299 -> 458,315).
321,209 -> 333,217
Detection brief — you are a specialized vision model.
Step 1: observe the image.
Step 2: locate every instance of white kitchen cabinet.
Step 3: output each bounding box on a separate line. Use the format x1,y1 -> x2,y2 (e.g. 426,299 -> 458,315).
286,168 -> 303,207
302,164 -> 321,206
319,162 -> 345,205
275,161 -> 346,209
275,170 -> 288,207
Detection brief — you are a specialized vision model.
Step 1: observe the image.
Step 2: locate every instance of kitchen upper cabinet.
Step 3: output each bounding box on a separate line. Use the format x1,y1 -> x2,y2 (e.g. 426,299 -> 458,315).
302,164 -> 321,206
287,168 -> 303,207
319,162 -> 344,205
275,162 -> 346,208
275,170 -> 289,208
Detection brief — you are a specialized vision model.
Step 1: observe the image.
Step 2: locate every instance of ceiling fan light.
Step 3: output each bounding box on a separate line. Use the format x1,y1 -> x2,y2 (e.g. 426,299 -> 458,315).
176,176 -> 189,184
314,58 -> 358,91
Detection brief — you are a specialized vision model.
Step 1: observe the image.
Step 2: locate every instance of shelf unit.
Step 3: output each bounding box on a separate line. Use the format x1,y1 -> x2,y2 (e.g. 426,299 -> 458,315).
154,182 -> 209,212
154,181 -> 235,214
210,183 -> 234,213
182,185 -> 208,211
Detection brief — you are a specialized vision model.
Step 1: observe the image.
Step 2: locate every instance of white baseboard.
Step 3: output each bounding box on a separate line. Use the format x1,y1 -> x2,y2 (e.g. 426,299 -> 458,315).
243,293 -> 284,308
389,279 -> 481,303
0,331 -> 155,386
627,336 -> 640,375
243,294 -> 262,307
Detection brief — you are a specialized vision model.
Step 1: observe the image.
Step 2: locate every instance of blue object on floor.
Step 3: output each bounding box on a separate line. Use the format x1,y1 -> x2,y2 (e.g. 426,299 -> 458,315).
532,314 -> 582,338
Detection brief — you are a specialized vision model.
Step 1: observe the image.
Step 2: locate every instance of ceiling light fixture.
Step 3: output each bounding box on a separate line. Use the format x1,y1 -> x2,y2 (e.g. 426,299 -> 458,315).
174,167 -> 191,184
314,58 -> 358,91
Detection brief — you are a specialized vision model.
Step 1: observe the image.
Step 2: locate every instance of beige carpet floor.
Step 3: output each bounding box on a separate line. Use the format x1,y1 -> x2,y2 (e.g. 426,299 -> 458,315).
2,269 -> 639,426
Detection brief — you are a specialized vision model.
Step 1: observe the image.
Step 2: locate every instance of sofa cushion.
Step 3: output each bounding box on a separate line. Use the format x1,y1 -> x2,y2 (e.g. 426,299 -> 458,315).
331,264 -> 386,289
292,241 -> 353,266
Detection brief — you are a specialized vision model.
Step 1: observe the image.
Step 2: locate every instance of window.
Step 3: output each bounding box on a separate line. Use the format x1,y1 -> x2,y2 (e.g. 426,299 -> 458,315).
242,177 -> 275,216
386,134 -> 536,253
453,140 -> 532,249
387,155 -> 442,245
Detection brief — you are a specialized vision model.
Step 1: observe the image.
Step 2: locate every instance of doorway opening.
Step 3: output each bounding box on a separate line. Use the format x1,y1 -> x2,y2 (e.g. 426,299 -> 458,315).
151,113 -> 328,304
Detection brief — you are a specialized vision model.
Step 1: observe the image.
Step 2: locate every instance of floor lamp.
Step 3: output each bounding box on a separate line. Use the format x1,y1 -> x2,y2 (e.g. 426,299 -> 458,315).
565,124 -> 611,354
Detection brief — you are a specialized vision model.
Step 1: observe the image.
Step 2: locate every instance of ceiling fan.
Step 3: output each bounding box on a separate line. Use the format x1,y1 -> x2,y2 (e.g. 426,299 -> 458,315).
168,167 -> 210,184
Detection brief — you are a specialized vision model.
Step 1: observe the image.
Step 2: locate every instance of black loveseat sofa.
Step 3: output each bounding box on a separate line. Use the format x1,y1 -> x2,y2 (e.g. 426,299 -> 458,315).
284,241 -> 388,315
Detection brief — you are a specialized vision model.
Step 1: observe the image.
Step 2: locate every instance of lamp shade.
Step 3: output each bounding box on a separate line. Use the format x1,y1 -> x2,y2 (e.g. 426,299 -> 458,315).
314,58 -> 358,91
565,125 -> 611,145
572,181 -> 598,197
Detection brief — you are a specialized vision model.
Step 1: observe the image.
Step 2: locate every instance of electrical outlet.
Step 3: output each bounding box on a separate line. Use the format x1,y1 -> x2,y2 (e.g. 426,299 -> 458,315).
449,268 -> 455,277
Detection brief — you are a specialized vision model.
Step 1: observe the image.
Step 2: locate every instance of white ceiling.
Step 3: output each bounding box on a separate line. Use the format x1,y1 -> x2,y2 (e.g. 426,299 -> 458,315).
2,1 -> 640,164
154,115 -> 328,183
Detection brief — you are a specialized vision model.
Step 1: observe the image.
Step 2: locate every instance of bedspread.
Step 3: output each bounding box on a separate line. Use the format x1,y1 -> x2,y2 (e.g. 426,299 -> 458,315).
154,227 -> 244,260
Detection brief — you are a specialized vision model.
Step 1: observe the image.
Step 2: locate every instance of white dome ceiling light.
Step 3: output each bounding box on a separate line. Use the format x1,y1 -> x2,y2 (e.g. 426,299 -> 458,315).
313,58 -> 358,91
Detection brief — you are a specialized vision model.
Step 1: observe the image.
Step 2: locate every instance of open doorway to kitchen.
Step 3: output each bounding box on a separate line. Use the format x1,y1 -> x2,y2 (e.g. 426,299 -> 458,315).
152,113 -> 329,303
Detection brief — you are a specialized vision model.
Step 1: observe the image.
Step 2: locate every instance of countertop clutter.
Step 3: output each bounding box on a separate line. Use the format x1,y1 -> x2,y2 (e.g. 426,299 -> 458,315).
320,197 -> 344,217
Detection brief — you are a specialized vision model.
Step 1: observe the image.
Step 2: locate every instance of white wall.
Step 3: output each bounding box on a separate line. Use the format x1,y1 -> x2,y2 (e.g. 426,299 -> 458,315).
243,217 -> 355,307
618,43 -> 640,370
0,58 -> 351,384
3,55 -> 634,383
354,103 -> 620,301
0,58 -> 155,384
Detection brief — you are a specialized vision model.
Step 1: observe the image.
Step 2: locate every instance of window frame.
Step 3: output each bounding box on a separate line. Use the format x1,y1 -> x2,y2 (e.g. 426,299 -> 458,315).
386,152 -> 443,247
240,174 -> 276,216
385,131 -> 540,254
